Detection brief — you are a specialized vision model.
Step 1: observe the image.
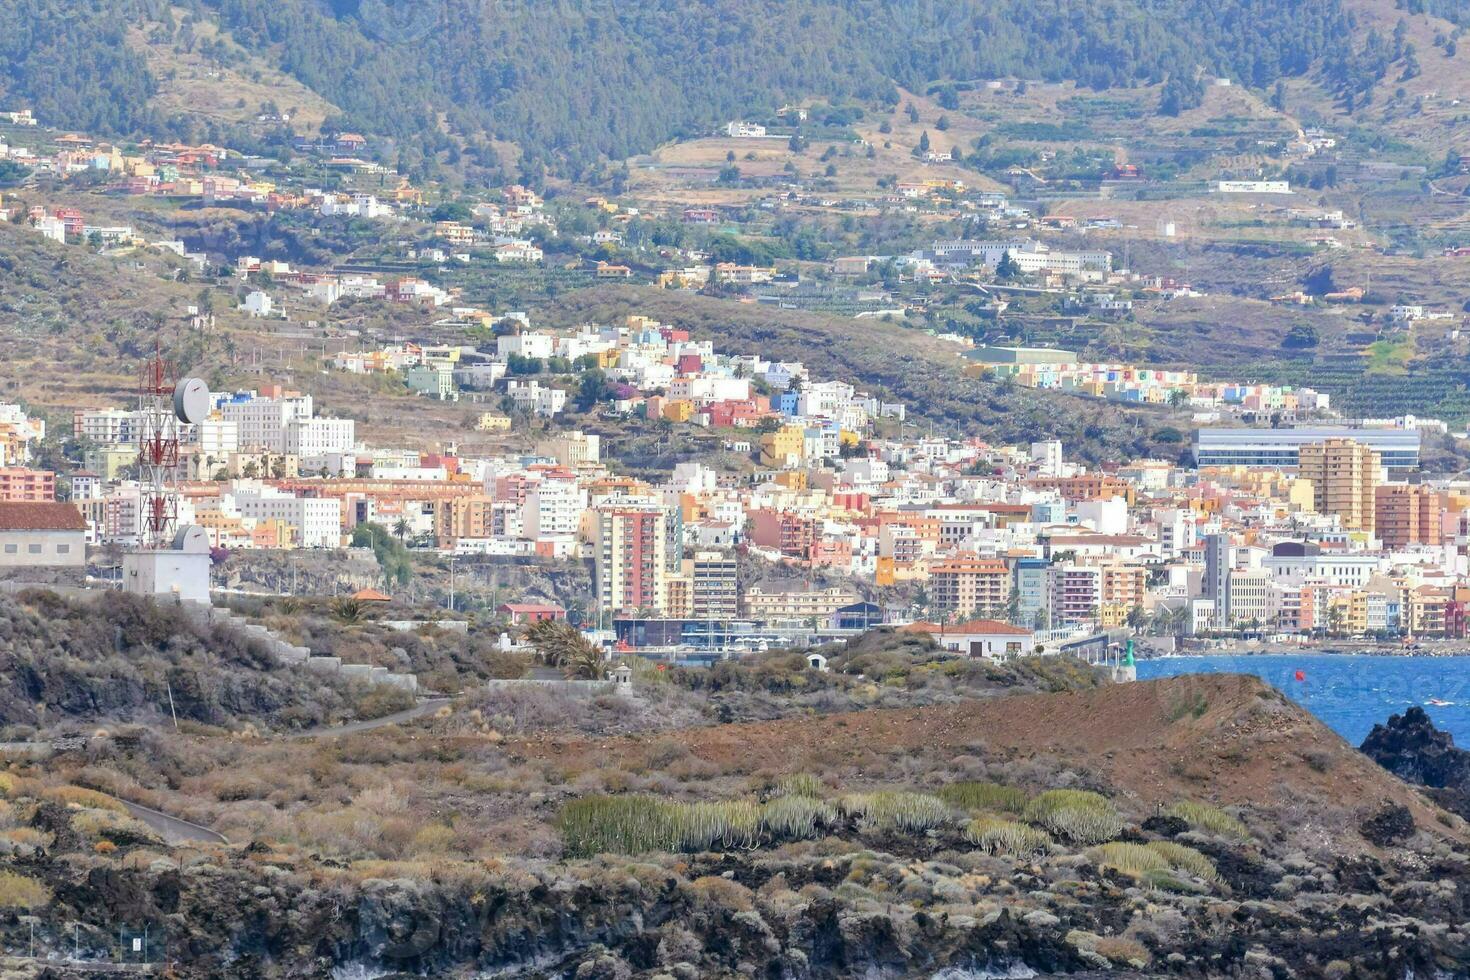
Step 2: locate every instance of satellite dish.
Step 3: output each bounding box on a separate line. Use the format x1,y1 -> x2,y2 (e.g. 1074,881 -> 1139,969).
171,524 -> 211,555
173,378 -> 210,424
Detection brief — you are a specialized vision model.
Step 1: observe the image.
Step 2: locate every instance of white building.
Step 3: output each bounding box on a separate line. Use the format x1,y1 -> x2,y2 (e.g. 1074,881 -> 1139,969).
241,291 -> 273,317
507,380 -> 566,417
221,394 -> 313,451
231,486 -> 342,548
283,417 -> 356,456
523,475 -> 587,538
498,333 -> 556,360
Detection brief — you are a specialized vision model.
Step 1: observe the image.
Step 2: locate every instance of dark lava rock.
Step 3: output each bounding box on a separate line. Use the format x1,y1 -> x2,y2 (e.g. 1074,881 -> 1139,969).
1361,706 -> 1470,819
1141,814 -> 1190,837
1359,803 -> 1416,847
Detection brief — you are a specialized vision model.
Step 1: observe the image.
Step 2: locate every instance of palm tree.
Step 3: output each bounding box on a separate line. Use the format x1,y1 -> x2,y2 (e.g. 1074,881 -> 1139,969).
332,597 -> 366,624
524,620 -> 605,679
393,517 -> 411,544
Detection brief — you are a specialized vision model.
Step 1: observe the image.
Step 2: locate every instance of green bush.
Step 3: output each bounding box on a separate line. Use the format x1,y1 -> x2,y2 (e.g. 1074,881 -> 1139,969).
840,791 -> 955,833
1148,841 -> 1219,882
964,816 -> 1051,855
680,800 -> 761,851
559,795 -> 680,856
561,794 -> 807,856
1089,841 -> 1171,877
770,773 -> 824,799
1024,789 -> 1123,844
940,781 -> 1028,814
1090,841 -> 1218,886
1167,800 -> 1250,841
760,795 -> 837,839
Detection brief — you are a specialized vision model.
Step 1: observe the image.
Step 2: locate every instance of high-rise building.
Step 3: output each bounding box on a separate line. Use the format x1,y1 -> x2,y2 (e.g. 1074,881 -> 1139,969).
1203,533 -> 1233,629
930,555 -> 1011,620
1048,564 -> 1102,626
1297,438 -> 1380,533
594,498 -> 668,615
686,551 -> 739,620
1013,557 -> 1051,628
1374,484 -> 1442,549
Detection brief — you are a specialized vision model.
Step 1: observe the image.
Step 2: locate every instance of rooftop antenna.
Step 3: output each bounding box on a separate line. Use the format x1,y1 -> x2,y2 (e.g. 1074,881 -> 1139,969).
137,343 -> 210,550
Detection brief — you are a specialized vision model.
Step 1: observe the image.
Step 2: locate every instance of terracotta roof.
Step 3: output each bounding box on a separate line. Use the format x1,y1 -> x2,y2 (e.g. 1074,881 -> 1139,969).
901,619 -> 1032,636
0,502 -> 85,532
499,603 -> 565,614
351,587 -> 393,602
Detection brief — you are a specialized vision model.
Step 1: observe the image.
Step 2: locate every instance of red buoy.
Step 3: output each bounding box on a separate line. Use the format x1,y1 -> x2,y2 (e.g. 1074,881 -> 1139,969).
1294,670 -> 1306,682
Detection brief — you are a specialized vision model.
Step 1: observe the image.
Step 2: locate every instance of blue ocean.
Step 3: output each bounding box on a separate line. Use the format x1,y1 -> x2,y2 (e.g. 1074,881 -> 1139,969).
1137,655 -> 1470,746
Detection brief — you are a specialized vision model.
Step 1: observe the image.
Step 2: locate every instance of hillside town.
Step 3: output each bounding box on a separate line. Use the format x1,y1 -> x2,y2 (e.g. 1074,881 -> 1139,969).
1,301 -> 1465,657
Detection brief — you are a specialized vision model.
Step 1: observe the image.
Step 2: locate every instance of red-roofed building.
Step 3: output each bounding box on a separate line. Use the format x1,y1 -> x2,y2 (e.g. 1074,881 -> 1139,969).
498,602 -> 567,625
0,501 -> 86,570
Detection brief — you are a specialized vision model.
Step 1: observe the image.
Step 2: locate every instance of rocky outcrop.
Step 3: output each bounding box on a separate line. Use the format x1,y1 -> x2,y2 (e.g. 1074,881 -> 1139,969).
1361,706 -> 1470,819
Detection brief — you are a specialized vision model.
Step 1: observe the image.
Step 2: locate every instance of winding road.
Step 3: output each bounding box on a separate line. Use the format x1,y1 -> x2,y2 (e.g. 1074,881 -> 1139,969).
119,798 -> 228,846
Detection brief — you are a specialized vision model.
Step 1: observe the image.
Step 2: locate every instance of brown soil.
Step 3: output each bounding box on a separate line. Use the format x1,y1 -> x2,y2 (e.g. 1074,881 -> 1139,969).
514,673 -> 1462,853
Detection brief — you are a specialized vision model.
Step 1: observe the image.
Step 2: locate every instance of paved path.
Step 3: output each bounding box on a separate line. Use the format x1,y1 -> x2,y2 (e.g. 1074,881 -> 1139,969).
284,698 -> 452,740
118,799 -> 227,846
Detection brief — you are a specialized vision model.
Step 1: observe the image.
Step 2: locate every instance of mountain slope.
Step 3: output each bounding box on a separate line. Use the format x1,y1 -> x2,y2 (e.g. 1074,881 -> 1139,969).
4,0 -> 1357,166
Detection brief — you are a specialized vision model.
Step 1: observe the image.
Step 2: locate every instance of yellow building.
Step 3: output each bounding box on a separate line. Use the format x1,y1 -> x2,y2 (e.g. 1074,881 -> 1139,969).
662,400 -> 694,423
760,424 -> 806,469
476,413 -> 511,432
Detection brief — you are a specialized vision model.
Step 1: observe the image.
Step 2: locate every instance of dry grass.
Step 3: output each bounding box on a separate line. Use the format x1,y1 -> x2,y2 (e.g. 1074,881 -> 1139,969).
0,871 -> 51,909
70,808 -> 161,845
44,786 -> 128,814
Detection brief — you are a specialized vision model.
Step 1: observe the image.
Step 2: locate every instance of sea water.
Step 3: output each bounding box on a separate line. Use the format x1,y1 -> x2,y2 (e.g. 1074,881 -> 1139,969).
1137,654 -> 1470,746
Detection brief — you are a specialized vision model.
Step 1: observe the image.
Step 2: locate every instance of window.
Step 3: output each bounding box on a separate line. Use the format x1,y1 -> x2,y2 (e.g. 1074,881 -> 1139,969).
2,544 -> 15,554
56,544 -> 70,554
27,544 -> 41,554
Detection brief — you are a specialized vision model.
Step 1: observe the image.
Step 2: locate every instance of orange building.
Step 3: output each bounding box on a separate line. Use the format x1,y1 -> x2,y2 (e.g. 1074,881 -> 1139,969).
1374,484 -> 1442,549
930,555 -> 1011,620
0,468 -> 55,502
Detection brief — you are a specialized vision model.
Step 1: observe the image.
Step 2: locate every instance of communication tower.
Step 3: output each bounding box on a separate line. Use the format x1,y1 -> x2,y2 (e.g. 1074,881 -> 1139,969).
135,347 -> 209,550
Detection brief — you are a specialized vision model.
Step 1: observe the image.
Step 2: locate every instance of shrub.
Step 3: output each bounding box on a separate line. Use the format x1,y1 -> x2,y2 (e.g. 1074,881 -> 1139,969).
1090,841 -> 1218,885
680,800 -> 761,851
1024,790 -> 1123,844
1147,841 -> 1219,882
964,816 -> 1051,855
839,791 -> 955,833
44,786 -> 128,814
1140,866 -> 1208,893
761,795 -> 837,840
0,828 -> 51,850
0,773 -> 15,798
0,871 -> 50,909
1089,841 -> 1171,877
770,773 -> 824,799
1167,800 -> 1250,841
940,781 -> 1028,814
558,795 -> 762,856
70,808 -> 160,845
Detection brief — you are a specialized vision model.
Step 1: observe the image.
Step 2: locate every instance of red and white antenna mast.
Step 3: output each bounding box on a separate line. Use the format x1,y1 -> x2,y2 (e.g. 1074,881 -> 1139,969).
138,344 -> 180,550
